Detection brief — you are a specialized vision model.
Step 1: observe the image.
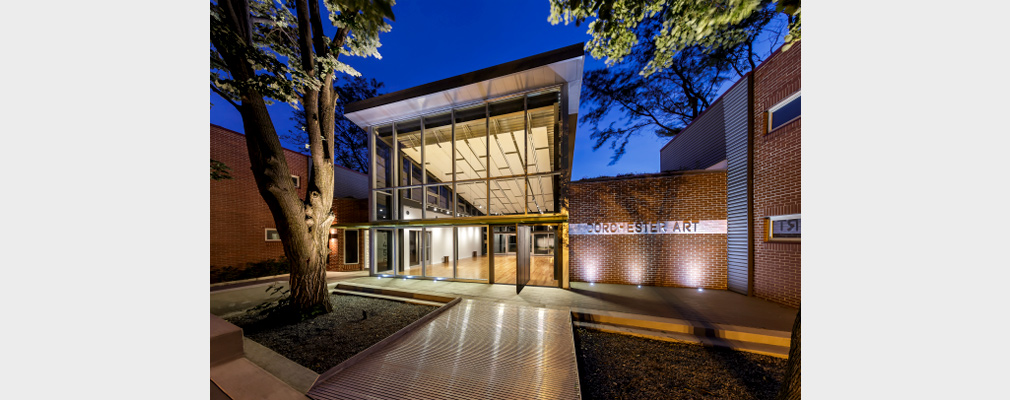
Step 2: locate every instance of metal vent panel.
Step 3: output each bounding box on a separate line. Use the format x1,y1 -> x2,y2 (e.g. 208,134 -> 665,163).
724,77 -> 751,295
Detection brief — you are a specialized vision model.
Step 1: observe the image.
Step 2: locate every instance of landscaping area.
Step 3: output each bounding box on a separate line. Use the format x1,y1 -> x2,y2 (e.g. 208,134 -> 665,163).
210,258 -> 288,284
225,292 -> 437,373
574,327 -> 787,400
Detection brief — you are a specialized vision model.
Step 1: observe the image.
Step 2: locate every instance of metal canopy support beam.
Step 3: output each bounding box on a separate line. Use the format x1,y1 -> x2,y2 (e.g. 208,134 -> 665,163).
333,213 -> 568,230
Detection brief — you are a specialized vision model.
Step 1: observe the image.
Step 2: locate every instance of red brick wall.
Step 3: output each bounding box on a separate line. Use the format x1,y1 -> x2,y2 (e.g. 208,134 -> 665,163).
327,198 -> 369,271
210,124 -> 308,271
752,42 -> 801,308
568,171 -> 727,288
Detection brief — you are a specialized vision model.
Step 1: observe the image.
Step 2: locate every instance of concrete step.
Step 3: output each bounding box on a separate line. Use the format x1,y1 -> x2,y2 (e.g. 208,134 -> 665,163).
330,288 -> 447,307
211,357 -> 309,400
574,321 -> 790,358
333,283 -> 456,304
243,338 -> 318,394
211,314 -> 244,366
570,307 -> 791,350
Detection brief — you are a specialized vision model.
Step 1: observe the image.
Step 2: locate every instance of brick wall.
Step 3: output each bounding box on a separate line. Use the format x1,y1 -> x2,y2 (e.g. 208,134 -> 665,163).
210,124 -> 309,271
327,198 -> 369,271
568,171 -> 727,288
752,42 -> 801,308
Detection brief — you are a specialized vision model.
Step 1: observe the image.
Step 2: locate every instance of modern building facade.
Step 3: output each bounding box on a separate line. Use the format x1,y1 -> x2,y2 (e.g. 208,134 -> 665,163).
336,42 -> 799,308
340,44 -> 584,291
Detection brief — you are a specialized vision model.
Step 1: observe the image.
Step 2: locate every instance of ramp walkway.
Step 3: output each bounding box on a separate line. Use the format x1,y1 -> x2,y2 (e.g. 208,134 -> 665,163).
307,298 -> 581,400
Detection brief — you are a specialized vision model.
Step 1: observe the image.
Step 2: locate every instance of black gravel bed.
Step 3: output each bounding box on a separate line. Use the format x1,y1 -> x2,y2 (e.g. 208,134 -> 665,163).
575,327 -> 786,400
226,293 -> 437,373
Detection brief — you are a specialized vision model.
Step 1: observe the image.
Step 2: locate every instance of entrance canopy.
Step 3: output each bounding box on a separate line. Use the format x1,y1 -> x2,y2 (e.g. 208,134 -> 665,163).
343,43 -> 584,128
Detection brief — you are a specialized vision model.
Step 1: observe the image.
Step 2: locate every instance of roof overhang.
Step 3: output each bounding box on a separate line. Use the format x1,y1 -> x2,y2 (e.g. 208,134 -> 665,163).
344,43 -> 584,128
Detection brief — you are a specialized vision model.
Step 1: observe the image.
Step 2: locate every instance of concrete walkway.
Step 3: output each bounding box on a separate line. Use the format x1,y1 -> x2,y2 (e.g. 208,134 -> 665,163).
340,277 -> 797,331
308,299 -> 581,400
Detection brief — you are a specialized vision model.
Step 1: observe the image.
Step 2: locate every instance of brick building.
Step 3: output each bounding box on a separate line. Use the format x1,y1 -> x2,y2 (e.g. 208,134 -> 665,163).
654,42 -> 801,307
210,124 -> 368,279
568,171 -> 728,289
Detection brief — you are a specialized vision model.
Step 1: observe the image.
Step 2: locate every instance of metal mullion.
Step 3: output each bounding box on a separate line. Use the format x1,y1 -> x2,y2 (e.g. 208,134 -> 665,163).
421,116 -> 428,220
523,94 -> 528,215
391,121 -> 398,222
452,226 -> 458,279
421,227 -> 426,278
369,126 -> 375,222
485,103 -> 490,218
451,108 -> 457,218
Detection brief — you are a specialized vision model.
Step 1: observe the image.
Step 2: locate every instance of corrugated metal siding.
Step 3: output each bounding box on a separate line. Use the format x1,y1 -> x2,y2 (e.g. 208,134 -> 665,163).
724,77 -> 751,295
333,166 -> 368,199
659,101 -> 726,172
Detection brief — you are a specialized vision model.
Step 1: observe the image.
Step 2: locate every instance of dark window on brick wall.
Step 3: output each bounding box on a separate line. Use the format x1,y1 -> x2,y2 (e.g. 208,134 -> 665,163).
344,230 -> 359,264
265,228 -> 280,241
769,92 -> 801,132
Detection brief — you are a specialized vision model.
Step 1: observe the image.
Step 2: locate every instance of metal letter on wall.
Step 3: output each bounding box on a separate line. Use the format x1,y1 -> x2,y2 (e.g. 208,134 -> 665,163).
516,225 -> 531,294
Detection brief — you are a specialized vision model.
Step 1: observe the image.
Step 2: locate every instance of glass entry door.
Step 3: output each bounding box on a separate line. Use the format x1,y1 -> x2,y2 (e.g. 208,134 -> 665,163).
516,225 -> 531,294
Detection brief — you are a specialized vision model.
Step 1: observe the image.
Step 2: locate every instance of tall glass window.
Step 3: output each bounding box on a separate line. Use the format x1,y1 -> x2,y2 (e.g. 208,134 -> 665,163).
373,229 -> 393,275
453,104 -> 487,182
369,87 -> 561,222
396,119 -> 422,220
425,226 -> 454,279
488,97 -> 526,178
455,225 -> 488,280
374,125 -> 394,189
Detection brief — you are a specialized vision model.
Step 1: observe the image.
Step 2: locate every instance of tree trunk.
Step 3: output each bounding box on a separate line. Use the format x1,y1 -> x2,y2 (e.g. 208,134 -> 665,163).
776,307 -> 801,400
284,220 -> 332,315
212,0 -> 341,318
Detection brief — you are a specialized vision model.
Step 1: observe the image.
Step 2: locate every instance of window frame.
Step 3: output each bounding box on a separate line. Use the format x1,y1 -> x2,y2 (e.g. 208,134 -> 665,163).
265,228 -> 281,242
291,175 -> 300,188
764,214 -> 801,243
767,91 -> 801,133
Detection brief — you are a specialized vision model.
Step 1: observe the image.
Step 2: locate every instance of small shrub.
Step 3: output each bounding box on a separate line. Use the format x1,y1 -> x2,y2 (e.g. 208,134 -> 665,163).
210,258 -> 290,284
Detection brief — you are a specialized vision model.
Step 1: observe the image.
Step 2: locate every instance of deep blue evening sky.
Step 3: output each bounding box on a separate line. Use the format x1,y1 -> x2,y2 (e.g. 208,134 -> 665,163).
210,0 -> 777,179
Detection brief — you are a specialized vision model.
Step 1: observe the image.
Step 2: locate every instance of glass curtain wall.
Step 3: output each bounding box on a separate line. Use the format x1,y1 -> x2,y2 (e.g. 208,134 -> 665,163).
369,87 -> 561,280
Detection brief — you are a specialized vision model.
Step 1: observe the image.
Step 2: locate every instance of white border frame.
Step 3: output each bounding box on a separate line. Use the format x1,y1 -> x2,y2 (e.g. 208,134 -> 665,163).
768,90 -> 801,132
765,214 -> 801,242
291,175 -> 300,188
265,228 -> 281,242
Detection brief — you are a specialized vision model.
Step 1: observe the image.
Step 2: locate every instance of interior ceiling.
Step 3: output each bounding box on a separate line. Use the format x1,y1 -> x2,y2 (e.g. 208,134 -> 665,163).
396,104 -> 557,215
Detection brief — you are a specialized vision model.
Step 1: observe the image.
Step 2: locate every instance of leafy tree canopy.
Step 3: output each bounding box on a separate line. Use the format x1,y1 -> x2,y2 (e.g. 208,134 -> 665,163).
211,0 -> 393,110
549,0 -> 800,77
575,2 -> 782,164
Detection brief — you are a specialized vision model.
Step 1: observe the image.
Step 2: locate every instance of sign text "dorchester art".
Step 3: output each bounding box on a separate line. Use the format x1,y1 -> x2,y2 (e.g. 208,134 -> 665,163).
570,220 -> 727,235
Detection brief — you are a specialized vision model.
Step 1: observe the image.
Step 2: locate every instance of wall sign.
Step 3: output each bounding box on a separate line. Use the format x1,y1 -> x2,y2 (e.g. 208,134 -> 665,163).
570,220 -> 727,235
765,214 -> 800,242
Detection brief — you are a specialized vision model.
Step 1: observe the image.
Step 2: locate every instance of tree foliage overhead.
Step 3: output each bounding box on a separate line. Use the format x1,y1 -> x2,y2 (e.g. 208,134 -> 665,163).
549,0 -> 800,77
286,75 -> 383,174
575,3 -> 781,164
210,0 -> 393,316
211,0 -> 392,108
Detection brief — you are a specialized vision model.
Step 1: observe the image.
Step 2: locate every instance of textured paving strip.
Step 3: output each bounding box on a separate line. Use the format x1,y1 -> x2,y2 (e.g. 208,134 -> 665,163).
307,299 -> 581,399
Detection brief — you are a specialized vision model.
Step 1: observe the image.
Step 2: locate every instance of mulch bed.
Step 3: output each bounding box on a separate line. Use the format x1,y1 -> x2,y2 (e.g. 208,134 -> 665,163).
226,293 -> 437,373
575,327 -> 787,400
